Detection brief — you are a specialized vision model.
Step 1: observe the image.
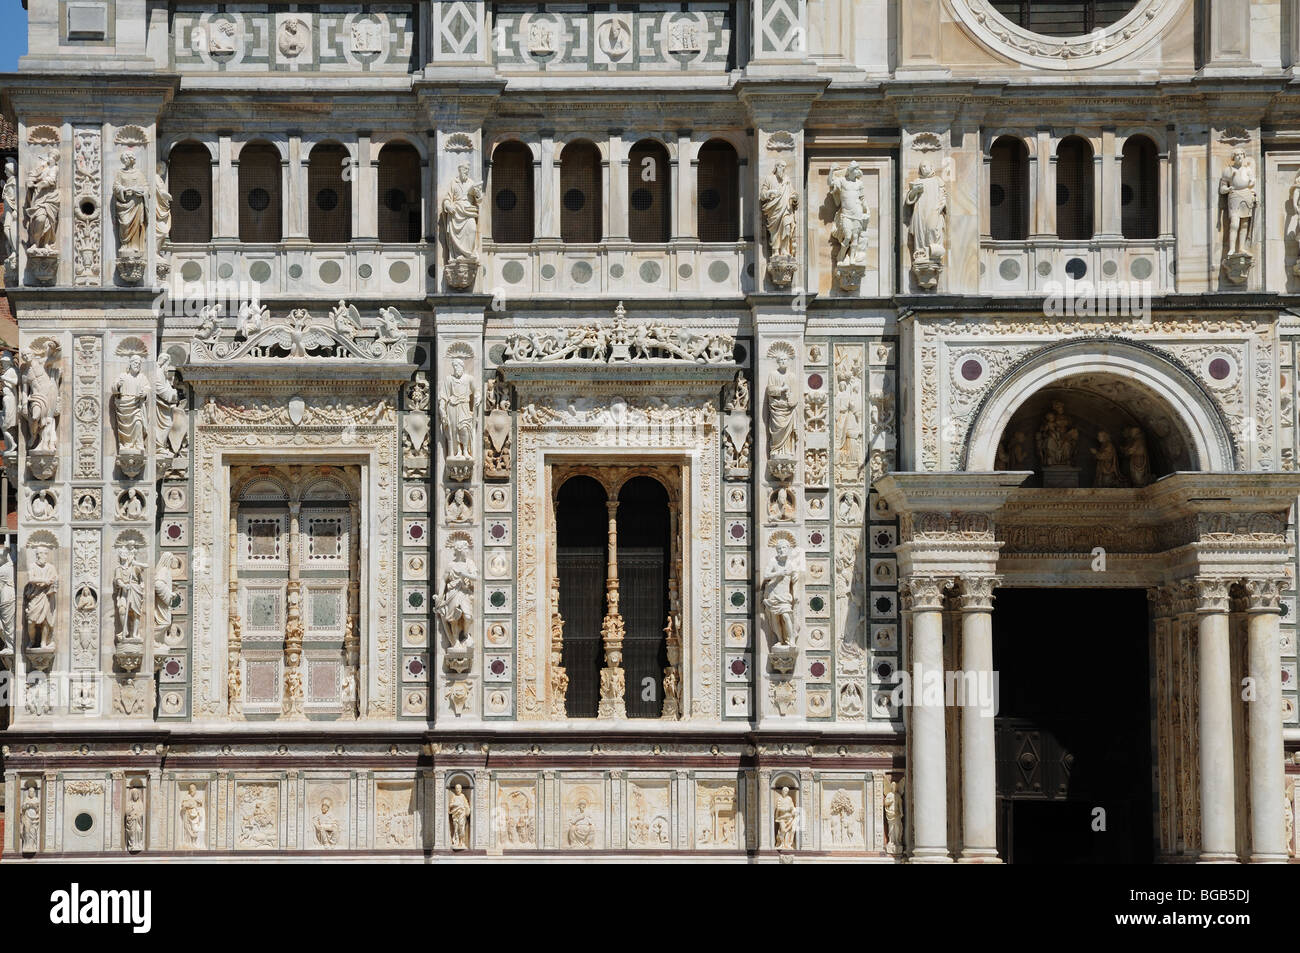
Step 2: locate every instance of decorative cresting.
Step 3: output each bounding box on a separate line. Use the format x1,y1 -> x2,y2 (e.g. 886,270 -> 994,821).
947,0 -> 1182,71
961,337 -> 1239,474
503,304 -> 736,365
189,301 -> 409,364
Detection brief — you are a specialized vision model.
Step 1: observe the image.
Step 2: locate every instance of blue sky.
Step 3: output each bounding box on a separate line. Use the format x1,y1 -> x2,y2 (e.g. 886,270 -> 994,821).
0,6 -> 28,72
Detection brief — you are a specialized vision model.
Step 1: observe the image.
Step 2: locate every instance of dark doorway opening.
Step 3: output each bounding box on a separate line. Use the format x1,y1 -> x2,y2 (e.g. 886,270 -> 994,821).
992,588 -> 1154,863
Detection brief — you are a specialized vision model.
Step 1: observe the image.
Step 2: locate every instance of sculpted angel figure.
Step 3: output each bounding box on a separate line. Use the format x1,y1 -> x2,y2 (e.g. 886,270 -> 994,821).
906,162 -> 947,266
113,153 -> 148,259
760,159 -> 799,259
828,161 -> 870,267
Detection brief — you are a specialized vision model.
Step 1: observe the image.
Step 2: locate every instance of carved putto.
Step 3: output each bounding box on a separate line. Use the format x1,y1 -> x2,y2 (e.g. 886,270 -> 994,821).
828,161 -> 870,291
905,162 -> 947,289
504,309 -> 735,365
760,159 -> 799,286
440,163 -> 484,290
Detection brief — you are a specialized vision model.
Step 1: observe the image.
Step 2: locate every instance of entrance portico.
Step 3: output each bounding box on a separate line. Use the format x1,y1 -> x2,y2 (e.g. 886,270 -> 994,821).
878,471 -> 1300,864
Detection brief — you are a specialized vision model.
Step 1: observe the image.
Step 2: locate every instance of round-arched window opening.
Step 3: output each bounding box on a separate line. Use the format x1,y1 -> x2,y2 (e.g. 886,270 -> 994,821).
496,189 -> 518,212
179,189 -> 203,212
630,188 -> 653,211
1120,184 -> 1134,206
699,187 -> 721,211
384,188 -> 406,213
315,188 -> 339,212
247,188 -> 271,212
987,1 -> 1138,38
1065,257 -> 1087,279
563,188 -> 587,212
74,812 -> 94,833
990,183 -> 1005,207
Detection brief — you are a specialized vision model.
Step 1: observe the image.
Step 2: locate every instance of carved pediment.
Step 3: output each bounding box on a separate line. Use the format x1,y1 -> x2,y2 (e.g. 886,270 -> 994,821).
502,304 -> 735,368
189,303 -> 409,365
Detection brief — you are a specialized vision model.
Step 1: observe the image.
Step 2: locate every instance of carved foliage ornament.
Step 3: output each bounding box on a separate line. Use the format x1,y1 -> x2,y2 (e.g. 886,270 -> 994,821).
190,305 -> 408,363
504,310 -> 734,365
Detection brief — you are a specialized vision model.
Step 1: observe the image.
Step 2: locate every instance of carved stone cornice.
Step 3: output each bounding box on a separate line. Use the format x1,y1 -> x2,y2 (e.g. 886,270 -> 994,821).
900,575 -> 954,613
898,510 -> 995,545
957,575 -> 1001,612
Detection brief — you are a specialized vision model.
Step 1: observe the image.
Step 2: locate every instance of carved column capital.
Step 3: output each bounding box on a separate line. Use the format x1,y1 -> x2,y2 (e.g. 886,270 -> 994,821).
901,575 -> 954,612
1194,578 -> 1232,614
957,575 -> 1001,612
1244,578 -> 1287,614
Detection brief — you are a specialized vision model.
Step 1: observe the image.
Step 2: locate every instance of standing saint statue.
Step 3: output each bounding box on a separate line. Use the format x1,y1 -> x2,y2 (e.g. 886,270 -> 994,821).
124,786 -> 146,853
155,161 -> 172,247
20,784 -> 40,853
0,549 -> 16,653
448,783 -> 471,850
1,350 -> 18,454
1090,431 -> 1124,488
112,546 -> 146,646
764,350 -> 800,460
760,159 -> 799,259
761,537 -> 803,646
154,552 -> 178,639
1121,427 -> 1151,487
438,355 -> 478,463
440,163 -> 483,263
153,353 -> 187,458
1,158 -> 17,273
24,151 -> 60,251
905,162 -> 947,287
180,783 -> 205,849
113,153 -> 148,260
774,786 -> 797,850
25,547 -> 58,649
434,536 -> 477,649
828,161 -> 870,268
112,353 -> 150,454
1219,148 -> 1257,258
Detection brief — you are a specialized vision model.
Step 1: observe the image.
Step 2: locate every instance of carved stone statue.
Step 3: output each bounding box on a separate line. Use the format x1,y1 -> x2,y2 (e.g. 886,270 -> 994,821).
774,785 -> 797,850
435,535 -> 477,652
314,797 -> 341,846
829,161 -> 870,290
0,550 -> 15,653
1219,149 -> 1257,258
905,162 -> 947,289
438,354 -> 478,480
483,373 -> 512,479
179,782 -> 205,849
155,161 -> 172,246
154,354 -> 187,459
113,153 -> 148,277
24,150 -> 60,250
1090,430 -> 1123,488
19,784 -> 40,853
761,535 -> 803,653
567,799 -> 596,848
1122,426 -> 1151,487
440,163 -> 483,290
448,783 -> 471,850
112,353 -> 150,455
764,349 -> 799,479
1035,401 -> 1079,468
884,778 -> 904,854
1,158 -> 17,275
112,545 -> 146,647
24,547 -> 58,650
19,342 -> 61,465
760,159 -> 799,285
125,786 -> 145,853
154,552 -> 178,638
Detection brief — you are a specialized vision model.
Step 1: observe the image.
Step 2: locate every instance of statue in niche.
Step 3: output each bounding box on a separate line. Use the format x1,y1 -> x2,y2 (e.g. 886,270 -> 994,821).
314,797 -> 341,847
124,786 -> 145,853
1284,792 -> 1294,856
438,353 -> 478,478
1121,426 -> 1152,487
446,488 -> 473,523
179,783 -> 205,849
153,353 -> 187,459
154,552 -> 179,639
761,535 -> 803,649
1035,401 -> 1078,467
155,162 -> 172,248
760,159 -> 799,286
774,785 -> 797,850
764,347 -> 799,478
23,150 -> 60,251
19,342 -> 60,458
440,163 -> 484,290
435,536 -> 477,652
1,158 -> 16,274
112,353 -> 150,454
20,784 -> 40,853
768,486 -> 796,522
2,350 -> 17,454
24,547 -> 58,650
1091,431 -> 1124,488
567,798 -> 596,848
483,373 -> 513,479
1219,149 -> 1257,258
884,778 -> 904,854
828,161 -> 870,291
0,550 -> 15,653
994,429 -> 1030,471
112,546 -> 146,647
905,162 -> 947,289
722,370 -> 752,478
448,783 -> 471,850
113,153 -> 148,274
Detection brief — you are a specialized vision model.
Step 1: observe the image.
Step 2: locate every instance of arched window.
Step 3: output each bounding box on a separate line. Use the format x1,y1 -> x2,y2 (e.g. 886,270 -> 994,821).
1121,135 -> 1158,240
616,476 -> 671,719
990,1 -> 1136,36
560,140 -> 601,243
491,141 -> 534,244
628,139 -> 670,243
239,142 -> 282,243
167,141 -> 212,244
989,136 -> 1029,241
1056,136 -> 1094,241
308,142 -> 351,243
697,139 -> 739,242
557,475 -> 608,719
377,142 -> 422,243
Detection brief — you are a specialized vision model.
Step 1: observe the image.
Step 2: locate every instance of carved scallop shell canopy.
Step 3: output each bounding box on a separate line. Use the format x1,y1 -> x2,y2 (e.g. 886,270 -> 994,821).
951,0 -> 1179,71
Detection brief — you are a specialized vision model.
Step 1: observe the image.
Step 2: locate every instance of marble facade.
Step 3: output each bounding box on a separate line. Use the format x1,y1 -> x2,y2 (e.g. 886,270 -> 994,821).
1,0 -> 1299,862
